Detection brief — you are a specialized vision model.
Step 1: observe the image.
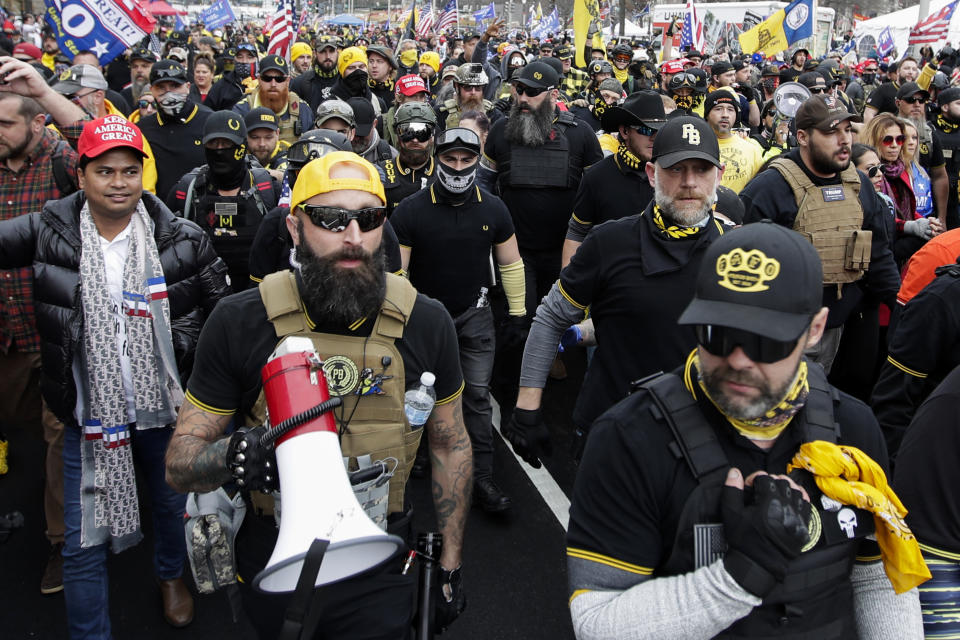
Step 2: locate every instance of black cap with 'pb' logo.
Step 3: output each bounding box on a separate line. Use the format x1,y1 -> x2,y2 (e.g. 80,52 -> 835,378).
651,116 -> 721,169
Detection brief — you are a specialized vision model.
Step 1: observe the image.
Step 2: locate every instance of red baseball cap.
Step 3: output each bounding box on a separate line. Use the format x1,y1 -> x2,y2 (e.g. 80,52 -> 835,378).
395,74 -> 429,97
660,58 -> 691,74
78,116 -> 147,161
12,42 -> 42,61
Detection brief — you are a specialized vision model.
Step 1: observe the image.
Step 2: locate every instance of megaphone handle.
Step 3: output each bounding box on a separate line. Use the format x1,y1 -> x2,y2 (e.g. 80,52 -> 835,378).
278,538 -> 330,640
260,397 -> 344,448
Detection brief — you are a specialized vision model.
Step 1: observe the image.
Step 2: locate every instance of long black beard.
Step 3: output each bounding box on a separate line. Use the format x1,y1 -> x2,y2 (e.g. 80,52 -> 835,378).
295,219 -> 386,326
505,99 -> 555,147
399,142 -> 432,167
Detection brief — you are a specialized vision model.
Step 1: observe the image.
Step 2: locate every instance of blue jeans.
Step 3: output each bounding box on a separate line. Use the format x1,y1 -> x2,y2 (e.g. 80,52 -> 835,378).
62,424 -> 186,639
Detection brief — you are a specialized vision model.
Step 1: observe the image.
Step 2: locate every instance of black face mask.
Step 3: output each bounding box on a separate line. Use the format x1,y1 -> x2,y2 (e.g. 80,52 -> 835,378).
343,70 -> 369,95
862,72 -> 876,85
205,144 -> 247,189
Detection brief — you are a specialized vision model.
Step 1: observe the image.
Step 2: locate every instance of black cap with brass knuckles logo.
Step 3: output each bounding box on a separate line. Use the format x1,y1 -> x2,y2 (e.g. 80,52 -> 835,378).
678,222 -> 823,341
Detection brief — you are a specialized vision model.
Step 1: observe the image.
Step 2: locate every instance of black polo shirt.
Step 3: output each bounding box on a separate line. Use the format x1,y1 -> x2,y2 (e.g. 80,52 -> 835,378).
866,81 -> 898,115
894,363 -> 960,556
571,153 -> 654,232
558,203 -> 725,430
484,113 -> 603,252
185,275 -> 464,421
378,156 -> 437,217
138,102 -> 213,201
391,185 -> 514,317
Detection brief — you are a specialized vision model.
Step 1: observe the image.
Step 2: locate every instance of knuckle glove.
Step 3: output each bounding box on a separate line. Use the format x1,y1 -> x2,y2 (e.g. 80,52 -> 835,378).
226,426 -> 278,492
721,476 -> 812,597
435,566 -> 466,633
503,408 -> 552,468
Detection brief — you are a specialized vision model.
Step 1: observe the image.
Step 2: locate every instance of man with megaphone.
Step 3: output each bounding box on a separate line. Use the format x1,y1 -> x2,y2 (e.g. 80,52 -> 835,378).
165,151 -> 473,639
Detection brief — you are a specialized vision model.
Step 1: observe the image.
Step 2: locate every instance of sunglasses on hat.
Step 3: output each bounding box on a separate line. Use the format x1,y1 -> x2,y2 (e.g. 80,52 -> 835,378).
398,122 -> 435,142
695,325 -> 802,364
514,83 -> 550,97
297,204 -> 387,232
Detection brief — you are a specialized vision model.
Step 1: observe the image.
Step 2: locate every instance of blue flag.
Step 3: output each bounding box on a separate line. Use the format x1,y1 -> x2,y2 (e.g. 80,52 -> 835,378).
473,2 -> 495,21
44,0 -> 155,65
200,0 -> 237,30
877,26 -> 894,57
781,0 -> 814,46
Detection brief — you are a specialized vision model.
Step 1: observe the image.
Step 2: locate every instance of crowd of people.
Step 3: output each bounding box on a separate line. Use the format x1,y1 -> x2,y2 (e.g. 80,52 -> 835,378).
0,8 -> 958,640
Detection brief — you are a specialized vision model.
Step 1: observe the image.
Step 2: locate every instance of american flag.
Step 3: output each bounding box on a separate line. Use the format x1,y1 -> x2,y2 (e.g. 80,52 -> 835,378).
416,8 -> 435,38
909,1 -> 958,46
266,0 -> 294,58
681,0 -> 704,52
436,0 -> 459,33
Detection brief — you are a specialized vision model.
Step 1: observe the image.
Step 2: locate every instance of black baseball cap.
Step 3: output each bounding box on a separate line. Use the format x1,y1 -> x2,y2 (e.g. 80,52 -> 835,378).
346,97 -> 376,137
203,110 -> 247,145
651,116 -> 721,168
678,222 -> 823,341
513,61 -> 559,89
795,94 -> 861,131
244,106 -> 279,132
150,59 -> 188,86
798,71 -> 828,90
600,90 -> 667,131
711,61 -> 734,77
939,86 -> 960,106
555,45 -> 573,60
129,47 -> 157,63
897,82 -> 929,100
259,54 -> 289,75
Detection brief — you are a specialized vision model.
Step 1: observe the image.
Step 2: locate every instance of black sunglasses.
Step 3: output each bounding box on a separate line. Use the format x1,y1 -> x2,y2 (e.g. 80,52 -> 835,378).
630,123 -> 658,136
297,204 -> 387,232
809,86 -> 828,94
864,164 -> 881,178
138,98 -> 157,109
261,74 -> 288,83
515,83 -> 550,97
695,325 -> 802,364
398,122 -> 434,142
901,96 -> 926,104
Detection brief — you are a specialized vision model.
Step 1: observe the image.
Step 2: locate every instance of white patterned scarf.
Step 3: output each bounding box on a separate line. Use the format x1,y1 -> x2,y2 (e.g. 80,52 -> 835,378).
77,200 -> 184,551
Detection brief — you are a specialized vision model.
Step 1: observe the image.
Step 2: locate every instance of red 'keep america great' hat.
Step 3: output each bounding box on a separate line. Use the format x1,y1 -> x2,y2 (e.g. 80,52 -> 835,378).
78,116 -> 148,161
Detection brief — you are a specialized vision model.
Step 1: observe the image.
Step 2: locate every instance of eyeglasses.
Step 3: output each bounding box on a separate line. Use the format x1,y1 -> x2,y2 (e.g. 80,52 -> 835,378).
901,96 -> 926,104
864,164 -> 881,178
629,123 -> 658,136
297,204 -> 387,232
863,67 -> 878,73
138,99 -> 157,109
458,84 -> 484,93
69,90 -> 97,103
514,83 -> 551,97
397,121 -> 435,142
881,134 -> 906,146
809,86 -> 828,94
260,74 -> 288,83
695,325 -> 802,364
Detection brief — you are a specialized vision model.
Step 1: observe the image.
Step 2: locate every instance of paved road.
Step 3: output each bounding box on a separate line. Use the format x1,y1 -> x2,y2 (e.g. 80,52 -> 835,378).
0,351 -> 589,639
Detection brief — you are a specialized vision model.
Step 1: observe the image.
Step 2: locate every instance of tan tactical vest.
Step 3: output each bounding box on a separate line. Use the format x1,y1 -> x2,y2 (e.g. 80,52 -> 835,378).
440,98 -> 493,128
770,157 -> 872,286
251,271 -> 422,515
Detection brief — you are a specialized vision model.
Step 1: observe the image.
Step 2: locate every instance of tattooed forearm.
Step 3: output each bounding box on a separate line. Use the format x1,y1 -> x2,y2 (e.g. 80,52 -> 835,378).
427,397 -> 472,568
165,401 -> 234,493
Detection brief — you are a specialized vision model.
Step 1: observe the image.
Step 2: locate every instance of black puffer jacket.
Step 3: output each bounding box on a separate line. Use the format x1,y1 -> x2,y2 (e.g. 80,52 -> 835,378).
0,191 -> 230,426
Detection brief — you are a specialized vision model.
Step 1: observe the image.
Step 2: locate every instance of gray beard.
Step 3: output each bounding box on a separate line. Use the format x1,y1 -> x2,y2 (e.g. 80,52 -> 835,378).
505,99 -> 555,147
131,80 -> 149,102
698,357 -> 799,421
653,168 -> 718,226
294,219 -> 386,326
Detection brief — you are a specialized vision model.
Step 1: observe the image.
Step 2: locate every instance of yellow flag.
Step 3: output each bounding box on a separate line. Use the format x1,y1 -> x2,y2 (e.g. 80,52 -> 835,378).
738,8 -> 789,56
574,0 -> 602,68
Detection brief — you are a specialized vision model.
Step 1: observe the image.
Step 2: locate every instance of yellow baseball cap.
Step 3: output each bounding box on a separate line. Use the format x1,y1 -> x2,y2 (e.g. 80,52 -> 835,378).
338,46 -> 368,77
290,152 -> 386,212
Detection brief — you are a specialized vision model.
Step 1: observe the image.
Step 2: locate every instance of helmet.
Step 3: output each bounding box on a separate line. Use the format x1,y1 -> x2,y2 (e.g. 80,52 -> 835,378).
612,43 -> 632,59
668,72 -> 698,93
932,70 -> 951,91
286,129 -> 352,169
455,62 -> 489,86
435,127 -> 481,157
314,99 -> 355,128
394,101 -> 438,126
588,59 -> 613,76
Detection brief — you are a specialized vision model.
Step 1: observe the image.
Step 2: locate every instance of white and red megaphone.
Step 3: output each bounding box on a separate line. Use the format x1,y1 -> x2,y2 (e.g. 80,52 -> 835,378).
252,336 -> 404,594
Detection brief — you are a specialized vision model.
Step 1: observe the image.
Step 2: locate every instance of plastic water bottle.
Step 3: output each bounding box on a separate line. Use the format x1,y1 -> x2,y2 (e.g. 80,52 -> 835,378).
405,372 -> 436,429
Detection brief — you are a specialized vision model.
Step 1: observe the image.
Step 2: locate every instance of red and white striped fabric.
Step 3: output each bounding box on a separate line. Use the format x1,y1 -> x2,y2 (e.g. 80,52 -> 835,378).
435,0 -> 459,33
266,0 -> 294,58
416,9 -> 435,38
909,1 -> 957,46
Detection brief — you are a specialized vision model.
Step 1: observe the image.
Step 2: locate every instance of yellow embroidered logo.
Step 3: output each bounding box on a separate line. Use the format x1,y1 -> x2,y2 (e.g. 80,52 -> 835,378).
322,356 -> 360,396
228,118 -> 240,130
681,123 -> 701,145
533,71 -> 543,80
716,248 -> 780,293
261,114 -> 276,122
482,224 -> 489,231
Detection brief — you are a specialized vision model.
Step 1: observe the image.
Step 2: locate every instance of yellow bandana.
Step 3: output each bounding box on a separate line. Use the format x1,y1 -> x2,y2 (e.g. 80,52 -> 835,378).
652,205 -> 704,239
787,441 -> 931,594
616,143 -> 644,171
612,64 -> 630,86
684,350 -> 809,442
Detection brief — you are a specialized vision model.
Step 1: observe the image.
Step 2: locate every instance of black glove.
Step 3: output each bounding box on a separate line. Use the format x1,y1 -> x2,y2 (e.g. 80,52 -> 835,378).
226,426 -> 278,492
434,565 -> 466,633
499,316 -> 528,351
721,473 -> 812,597
503,408 -> 552,469
494,96 -> 512,114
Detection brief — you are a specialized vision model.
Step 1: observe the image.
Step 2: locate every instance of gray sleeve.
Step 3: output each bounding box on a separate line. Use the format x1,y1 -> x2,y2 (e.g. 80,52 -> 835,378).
519,283 -> 589,389
565,215 -> 591,242
569,560 -> 760,640
851,561 -> 924,640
